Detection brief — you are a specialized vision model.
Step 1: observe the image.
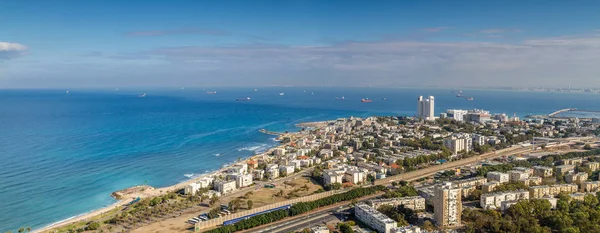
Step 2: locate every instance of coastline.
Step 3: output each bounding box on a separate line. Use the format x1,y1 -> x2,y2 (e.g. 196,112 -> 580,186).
34,131 -> 293,233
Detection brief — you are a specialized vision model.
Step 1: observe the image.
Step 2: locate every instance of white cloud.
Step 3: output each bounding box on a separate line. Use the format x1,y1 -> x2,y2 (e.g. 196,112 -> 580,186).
0,42 -> 28,60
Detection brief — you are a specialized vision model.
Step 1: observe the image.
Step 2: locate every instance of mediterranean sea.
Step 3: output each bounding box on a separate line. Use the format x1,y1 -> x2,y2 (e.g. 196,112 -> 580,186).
1,87 -> 600,231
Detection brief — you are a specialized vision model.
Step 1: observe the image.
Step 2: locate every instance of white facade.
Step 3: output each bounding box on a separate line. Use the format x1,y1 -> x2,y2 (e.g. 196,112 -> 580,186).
417,96 -> 435,121
369,196 -> 426,211
184,183 -> 202,195
344,169 -> 367,184
446,109 -> 468,122
310,226 -> 330,233
235,173 -> 254,188
487,172 -> 510,184
355,203 -> 397,233
480,190 -> 529,209
508,170 -> 530,182
279,165 -> 295,176
214,180 -> 237,194
322,170 -> 344,185
443,137 -> 470,155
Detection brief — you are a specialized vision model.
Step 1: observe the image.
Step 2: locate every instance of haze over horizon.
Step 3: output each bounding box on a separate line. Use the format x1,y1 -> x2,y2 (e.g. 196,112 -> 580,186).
2,0 -> 600,89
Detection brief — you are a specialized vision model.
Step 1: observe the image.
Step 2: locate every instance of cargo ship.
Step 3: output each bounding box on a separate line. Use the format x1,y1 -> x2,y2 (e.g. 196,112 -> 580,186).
236,97 -> 251,101
361,98 -> 372,103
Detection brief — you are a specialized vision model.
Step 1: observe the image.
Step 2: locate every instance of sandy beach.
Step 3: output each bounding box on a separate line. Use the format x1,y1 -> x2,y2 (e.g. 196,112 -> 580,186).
34,132 -> 295,233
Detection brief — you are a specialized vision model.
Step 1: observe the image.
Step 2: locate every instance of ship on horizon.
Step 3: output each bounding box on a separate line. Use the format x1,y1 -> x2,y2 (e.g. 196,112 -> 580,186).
138,93 -> 146,98
206,91 -> 217,94
236,97 -> 251,101
361,98 -> 372,103
279,93 -> 285,96
335,96 -> 345,100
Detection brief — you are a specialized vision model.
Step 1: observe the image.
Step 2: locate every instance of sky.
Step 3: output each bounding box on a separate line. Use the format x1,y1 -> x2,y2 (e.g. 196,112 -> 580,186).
1,0 -> 600,88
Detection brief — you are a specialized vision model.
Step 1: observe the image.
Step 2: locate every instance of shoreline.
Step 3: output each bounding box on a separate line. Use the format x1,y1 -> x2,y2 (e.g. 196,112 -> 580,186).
34,130 -> 295,233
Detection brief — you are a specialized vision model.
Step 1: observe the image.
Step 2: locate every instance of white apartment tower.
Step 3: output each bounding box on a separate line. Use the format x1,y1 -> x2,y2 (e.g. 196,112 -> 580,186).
434,182 -> 462,227
417,96 -> 435,121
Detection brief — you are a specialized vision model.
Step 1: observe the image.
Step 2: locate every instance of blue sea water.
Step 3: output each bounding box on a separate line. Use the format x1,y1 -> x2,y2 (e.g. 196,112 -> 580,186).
1,87 -> 600,231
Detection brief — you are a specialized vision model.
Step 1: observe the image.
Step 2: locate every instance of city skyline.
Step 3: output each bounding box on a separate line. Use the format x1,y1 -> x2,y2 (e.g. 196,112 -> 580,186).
2,0 -> 600,88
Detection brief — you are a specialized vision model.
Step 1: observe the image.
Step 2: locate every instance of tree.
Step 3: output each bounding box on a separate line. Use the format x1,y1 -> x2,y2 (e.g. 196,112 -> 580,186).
423,220 -> 434,231
247,200 -> 253,209
338,223 -> 354,233
584,144 -> 592,150
86,222 -> 101,231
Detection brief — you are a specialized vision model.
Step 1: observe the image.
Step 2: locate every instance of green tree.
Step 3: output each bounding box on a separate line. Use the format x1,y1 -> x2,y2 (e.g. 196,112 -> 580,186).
247,200 -> 253,209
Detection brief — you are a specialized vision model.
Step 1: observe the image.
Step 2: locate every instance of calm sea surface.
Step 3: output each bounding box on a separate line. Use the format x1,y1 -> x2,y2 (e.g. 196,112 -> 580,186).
1,87 -> 600,231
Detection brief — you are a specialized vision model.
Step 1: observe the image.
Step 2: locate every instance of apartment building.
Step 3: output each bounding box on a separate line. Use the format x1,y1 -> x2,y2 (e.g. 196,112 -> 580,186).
433,182 -> 462,227
355,203 -> 397,233
533,166 -> 553,178
369,196 -> 426,211
565,172 -> 588,184
480,190 -> 529,209
487,172 -> 509,184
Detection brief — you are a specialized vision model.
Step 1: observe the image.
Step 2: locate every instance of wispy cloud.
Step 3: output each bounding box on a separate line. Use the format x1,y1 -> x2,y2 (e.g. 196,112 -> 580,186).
420,27 -> 450,33
126,28 -> 230,36
479,28 -> 521,34
0,42 -> 27,60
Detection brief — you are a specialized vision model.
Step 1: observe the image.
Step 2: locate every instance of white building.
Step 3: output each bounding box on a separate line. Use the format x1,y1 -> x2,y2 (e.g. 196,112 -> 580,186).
227,164 -> 248,175
355,203 -> 397,233
391,226 -> 423,233
323,170 -> 344,185
480,190 -> 529,209
417,96 -> 435,121
344,169 -> 367,184
446,109 -> 468,122
184,183 -> 202,195
267,166 -> 280,179
487,172 -> 510,184
214,180 -> 237,194
472,134 -> 486,146
274,148 -> 286,156
234,173 -> 254,188
279,165 -> 295,176
197,177 -> 214,189
443,137 -> 471,155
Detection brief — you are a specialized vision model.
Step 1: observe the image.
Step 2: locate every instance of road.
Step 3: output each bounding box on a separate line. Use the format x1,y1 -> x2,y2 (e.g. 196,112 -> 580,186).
251,207 -> 346,233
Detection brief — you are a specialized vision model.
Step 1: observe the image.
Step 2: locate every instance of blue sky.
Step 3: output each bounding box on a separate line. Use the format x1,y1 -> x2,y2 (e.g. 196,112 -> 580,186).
1,0 -> 600,88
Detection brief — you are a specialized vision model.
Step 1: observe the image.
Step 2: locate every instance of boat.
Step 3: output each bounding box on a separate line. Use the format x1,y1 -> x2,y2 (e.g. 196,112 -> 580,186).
335,96 -> 345,100
279,93 -> 284,96
361,98 -> 372,103
138,93 -> 146,98
382,97 -> 387,100
466,97 -> 474,101
65,90 -> 70,94
254,89 -> 258,91
236,97 -> 251,101
456,93 -> 462,97
206,91 -> 217,94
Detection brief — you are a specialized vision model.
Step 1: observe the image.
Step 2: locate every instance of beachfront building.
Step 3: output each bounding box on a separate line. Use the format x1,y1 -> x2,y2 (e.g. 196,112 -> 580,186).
355,203 -> 397,233
197,177 -> 214,188
214,180 -> 237,194
480,190 -> 529,209
487,172 -> 509,184
184,183 -> 202,195
279,165 -> 295,176
234,173 -> 253,188
368,196 -> 426,211
433,182 -> 462,227
417,96 -> 435,121
267,166 -> 280,179
227,164 -> 248,175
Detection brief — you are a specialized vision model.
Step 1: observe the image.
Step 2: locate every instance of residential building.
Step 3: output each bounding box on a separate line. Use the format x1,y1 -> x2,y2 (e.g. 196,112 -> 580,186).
556,165 -> 575,175
417,96 -> 435,121
274,148 -> 286,156
562,158 -> 583,166
487,172 -> 510,184
184,183 -> 202,195
446,109 -> 467,122
533,166 -> 553,178
529,184 -> 579,198
433,182 -> 462,227
453,177 -> 487,188
583,162 -> 600,172
582,181 -> 600,193
234,173 -> 253,188
472,134 -> 486,146
514,167 -> 534,176
482,181 -> 499,193
355,203 -> 397,233
570,193 -> 586,201
509,170 -> 529,182
344,169 -> 367,184
565,172 -> 588,184
444,137 -> 470,155
252,169 -> 265,180
267,166 -> 279,179
214,180 -> 237,194
369,196 -> 426,211
521,176 -> 542,186
480,190 -> 529,209
227,164 -> 248,175
322,170 -> 344,185
279,165 -> 295,176
391,226 -> 423,233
